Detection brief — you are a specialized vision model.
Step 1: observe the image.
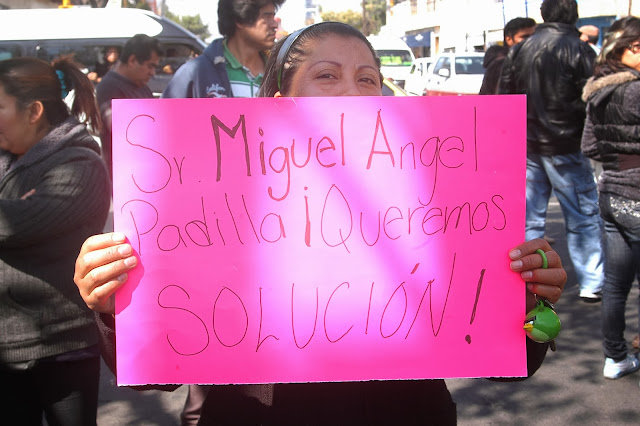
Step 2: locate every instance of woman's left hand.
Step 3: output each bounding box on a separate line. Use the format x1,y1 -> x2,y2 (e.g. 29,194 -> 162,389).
509,238 -> 566,311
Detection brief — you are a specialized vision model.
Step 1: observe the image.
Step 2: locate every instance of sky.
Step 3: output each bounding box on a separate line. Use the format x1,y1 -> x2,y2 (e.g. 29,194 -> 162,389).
164,0 -> 364,39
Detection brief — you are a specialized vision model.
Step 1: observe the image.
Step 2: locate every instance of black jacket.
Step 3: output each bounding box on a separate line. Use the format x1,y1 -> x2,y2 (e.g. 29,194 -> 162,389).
479,44 -> 509,95
581,68 -> 640,201
499,23 -> 596,155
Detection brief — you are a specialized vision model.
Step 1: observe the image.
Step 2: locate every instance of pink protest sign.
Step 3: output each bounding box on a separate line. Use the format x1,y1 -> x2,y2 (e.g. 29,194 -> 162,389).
112,95 -> 526,385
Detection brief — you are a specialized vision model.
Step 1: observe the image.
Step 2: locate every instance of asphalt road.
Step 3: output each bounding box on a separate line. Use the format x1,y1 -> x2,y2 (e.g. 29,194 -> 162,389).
97,197 -> 640,425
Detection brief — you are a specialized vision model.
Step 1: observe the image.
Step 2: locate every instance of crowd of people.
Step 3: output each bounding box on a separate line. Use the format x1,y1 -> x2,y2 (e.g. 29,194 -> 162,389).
480,0 -> 640,385
0,0 -> 638,424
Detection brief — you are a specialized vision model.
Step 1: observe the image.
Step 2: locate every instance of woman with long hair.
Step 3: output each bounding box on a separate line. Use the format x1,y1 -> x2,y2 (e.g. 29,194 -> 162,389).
0,56 -> 111,425
582,16 -> 640,381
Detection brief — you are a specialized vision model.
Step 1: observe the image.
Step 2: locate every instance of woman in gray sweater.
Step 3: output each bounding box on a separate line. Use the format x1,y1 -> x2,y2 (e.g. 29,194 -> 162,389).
582,16 -> 640,382
0,57 -> 111,425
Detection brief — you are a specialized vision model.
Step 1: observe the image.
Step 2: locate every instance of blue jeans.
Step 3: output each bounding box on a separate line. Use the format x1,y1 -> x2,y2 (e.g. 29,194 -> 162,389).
525,152 -> 604,294
600,193 -> 640,361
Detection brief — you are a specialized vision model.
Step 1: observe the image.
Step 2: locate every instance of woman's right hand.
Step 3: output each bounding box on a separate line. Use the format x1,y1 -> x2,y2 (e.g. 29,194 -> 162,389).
74,232 -> 138,314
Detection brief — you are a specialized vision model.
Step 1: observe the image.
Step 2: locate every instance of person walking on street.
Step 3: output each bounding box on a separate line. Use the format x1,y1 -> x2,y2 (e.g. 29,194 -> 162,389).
581,16 -> 640,380
479,17 -> 536,95
96,34 -> 161,176
499,0 -> 604,302
162,0 -> 286,99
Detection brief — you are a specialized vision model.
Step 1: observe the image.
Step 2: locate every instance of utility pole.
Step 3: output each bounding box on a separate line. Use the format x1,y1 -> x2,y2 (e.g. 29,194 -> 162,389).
630,0 -> 633,16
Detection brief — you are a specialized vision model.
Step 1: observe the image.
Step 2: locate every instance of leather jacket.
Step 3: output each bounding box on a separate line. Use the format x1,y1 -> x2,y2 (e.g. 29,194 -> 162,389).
499,23 -> 596,156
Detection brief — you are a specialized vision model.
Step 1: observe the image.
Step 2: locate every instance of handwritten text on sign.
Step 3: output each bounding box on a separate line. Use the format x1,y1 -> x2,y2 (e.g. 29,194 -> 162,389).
112,95 -> 526,385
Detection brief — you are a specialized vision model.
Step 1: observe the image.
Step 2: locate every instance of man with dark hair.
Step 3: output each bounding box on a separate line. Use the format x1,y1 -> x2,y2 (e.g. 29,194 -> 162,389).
499,0 -> 604,302
96,34 -> 161,175
479,17 -> 536,95
163,0 -> 286,99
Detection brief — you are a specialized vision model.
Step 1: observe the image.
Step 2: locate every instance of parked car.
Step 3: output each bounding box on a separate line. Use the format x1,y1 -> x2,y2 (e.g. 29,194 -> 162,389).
368,36 -> 415,89
0,7 -> 206,97
404,57 -> 435,96
424,52 -> 485,96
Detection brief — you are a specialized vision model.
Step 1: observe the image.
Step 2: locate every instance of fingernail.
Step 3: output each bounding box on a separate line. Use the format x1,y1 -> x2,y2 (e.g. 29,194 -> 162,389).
112,232 -> 126,243
510,260 -> 523,270
509,249 -> 522,260
117,273 -> 127,282
124,257 -> 137,267
117,244 -> 132,256
521,271 -> 533,279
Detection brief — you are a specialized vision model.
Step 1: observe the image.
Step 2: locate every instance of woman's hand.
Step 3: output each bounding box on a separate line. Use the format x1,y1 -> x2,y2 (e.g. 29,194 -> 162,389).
509,238 -> 566,311
74,232 -> 138,314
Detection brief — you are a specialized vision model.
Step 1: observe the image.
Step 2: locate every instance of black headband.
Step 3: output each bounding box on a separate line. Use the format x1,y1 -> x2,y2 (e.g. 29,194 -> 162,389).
276,22 -> 325,90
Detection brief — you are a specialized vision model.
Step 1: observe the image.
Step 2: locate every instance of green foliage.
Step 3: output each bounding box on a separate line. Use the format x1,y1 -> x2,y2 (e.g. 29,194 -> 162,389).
163,5 -> 211,41
179,14 -> 211,41
321,10 -> 364,31
320,0 -> 387,36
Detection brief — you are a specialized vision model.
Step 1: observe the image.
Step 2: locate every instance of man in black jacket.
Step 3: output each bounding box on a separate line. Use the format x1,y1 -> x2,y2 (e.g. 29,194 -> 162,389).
499,0 -> 604,302
479,17 -> 535,95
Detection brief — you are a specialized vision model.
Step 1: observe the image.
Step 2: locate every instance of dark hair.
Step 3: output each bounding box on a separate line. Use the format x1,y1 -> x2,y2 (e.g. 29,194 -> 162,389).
218,0 -> 286,38
259,21 -> 382,98
593,16 -> 640,78
504,17 -> 536,43
119,34 -> 161,64
0,56 -> 101,131
540,0 -> 578,25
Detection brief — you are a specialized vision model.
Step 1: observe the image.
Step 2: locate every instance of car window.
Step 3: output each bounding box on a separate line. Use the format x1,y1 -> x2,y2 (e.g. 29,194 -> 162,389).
0,44 -> 22,60
454,56 -> 485,75
433,57 -> 450,74
157,43 -> 199,77
377,50 -> 413,67
35,42 -> 108,72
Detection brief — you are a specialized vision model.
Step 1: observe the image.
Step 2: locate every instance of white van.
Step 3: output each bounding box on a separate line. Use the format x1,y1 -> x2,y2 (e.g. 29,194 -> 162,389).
404,57 -> 435,96
0,7 -> 206,97
424,52 -> 485,96
368,36 -> 415,89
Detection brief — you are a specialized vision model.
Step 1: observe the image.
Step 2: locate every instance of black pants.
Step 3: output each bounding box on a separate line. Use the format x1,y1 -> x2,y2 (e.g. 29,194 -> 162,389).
0,356 -> 100,426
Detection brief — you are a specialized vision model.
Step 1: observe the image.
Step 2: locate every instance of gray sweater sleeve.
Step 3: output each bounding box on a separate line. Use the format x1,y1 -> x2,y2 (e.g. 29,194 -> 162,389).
581,104 -> 600,161
0,147 -> 110,247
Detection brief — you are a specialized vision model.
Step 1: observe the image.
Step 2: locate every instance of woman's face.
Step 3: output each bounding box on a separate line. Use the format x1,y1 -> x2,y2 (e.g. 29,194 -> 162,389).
621,40 -> 640,71
0,84 -> 35,155
278,34 -> 382,97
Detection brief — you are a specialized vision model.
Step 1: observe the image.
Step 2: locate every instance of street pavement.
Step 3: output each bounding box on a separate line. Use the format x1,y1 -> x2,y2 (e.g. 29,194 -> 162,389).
97,197 -> 640,425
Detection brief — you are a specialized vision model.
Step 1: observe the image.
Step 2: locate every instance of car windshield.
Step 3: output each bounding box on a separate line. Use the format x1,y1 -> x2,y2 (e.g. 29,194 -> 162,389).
454,56 -> 484,75
377,50 -> 413,66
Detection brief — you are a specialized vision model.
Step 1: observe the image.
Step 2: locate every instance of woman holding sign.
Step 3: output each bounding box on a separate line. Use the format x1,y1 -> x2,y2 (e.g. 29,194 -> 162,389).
74,22 -> 566,425
0,57 -> 111,424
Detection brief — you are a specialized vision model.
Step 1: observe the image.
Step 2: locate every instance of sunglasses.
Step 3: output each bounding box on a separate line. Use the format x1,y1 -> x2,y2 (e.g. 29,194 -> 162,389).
628,43 -> 640,54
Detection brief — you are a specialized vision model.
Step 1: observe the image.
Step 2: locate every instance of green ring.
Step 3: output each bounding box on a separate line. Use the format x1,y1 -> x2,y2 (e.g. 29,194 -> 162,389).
536,249 -> 548,269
